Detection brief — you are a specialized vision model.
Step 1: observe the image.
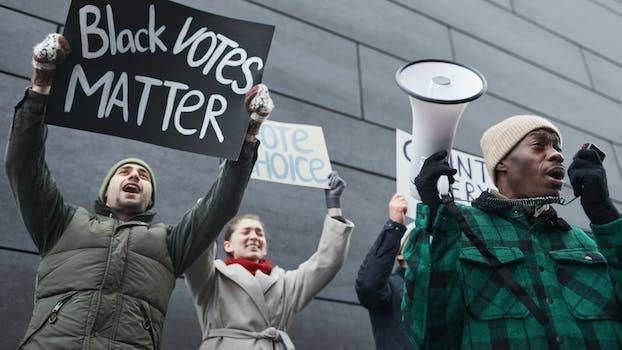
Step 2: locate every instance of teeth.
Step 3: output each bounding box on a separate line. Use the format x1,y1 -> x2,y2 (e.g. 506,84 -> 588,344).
123,184 -> 139,193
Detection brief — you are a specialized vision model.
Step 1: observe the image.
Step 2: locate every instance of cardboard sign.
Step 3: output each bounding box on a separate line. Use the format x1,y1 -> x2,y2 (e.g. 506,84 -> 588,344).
46,0 -> 275,160
252,121 -> 332,189
396,129 -> 496,218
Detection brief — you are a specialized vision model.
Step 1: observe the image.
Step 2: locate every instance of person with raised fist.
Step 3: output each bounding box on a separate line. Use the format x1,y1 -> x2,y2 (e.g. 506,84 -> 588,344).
5,33 -> 272,350
401,115 -> 622,349
184,171 -> 354,350
355,193 -> 415,350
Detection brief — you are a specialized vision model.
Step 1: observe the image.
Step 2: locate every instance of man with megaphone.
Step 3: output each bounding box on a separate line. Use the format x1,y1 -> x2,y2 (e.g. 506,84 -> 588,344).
401,115 -> 622,349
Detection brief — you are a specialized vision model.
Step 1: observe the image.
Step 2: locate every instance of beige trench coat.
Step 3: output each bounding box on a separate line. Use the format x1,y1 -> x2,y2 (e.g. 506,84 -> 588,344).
184,215 -> 354,349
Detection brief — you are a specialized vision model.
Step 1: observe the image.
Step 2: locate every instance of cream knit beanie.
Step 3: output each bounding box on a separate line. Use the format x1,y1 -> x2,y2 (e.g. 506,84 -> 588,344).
480,115 -> 561,183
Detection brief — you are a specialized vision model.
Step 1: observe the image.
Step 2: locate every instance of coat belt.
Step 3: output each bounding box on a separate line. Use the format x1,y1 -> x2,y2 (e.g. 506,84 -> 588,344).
206,327 -> 295,350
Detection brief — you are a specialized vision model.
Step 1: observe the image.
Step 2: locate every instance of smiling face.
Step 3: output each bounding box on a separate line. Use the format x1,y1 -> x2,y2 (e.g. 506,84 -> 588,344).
495,129 -> 564,198
224,218 -> 268,263
105,163 -> 153,216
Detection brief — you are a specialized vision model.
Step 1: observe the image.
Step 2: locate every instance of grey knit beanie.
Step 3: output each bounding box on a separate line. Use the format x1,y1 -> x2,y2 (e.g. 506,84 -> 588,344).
480,115 -> 562,183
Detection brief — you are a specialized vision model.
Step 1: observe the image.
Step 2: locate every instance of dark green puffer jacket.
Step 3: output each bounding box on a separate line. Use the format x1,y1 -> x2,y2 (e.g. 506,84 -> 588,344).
5,89 -> 258,349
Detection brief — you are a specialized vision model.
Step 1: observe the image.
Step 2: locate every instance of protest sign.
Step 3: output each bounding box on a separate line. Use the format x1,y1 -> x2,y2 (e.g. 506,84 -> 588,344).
396,128 -> 496,218
46,0 -> 275,160
252,120 -> 332,189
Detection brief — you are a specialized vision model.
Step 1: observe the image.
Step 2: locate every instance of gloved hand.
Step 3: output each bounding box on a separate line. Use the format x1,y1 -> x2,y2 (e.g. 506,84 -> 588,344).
31,33 -> 71,90
568,149 -> 620,224
244,84 -> 274,141
325,171 -> 346,209
414,150 -> 457,211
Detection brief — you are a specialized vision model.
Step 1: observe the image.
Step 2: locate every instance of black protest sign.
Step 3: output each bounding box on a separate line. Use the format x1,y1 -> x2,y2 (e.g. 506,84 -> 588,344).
46,0 -> 274,160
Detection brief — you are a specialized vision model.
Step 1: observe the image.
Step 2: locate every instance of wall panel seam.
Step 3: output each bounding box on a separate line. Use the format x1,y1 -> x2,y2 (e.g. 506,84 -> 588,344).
448,27 -> 456,61
356,43 -> 366,119
452,0 -> 622,72
579,46 -> 597,90
0,4 -> 62,26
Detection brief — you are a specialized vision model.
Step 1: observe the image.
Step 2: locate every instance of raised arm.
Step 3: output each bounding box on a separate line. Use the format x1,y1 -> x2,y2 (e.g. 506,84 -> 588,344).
167,84 -> 272,277
283,172 -> 355,312
355,194 -> 407,308
402,151 -> 463,349
184,242 -> 218,306
568,148 -> 622,302
402,204 -> 464,349
5,34 -> 75,255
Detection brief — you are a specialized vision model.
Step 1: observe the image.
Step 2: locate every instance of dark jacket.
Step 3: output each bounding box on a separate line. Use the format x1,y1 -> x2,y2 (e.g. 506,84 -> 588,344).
355,220 -> 414,350
402,192 -> 622,350
5,89 -> 258,349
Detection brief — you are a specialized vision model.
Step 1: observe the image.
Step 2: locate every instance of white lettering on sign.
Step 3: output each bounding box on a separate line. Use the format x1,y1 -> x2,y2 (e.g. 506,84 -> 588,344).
172,17 -> 264,94
64,64 -> 227,142
64,64 -> 113,118
79,4 -> 167,59
77,5 -> 264,95
134,75 -> 163,126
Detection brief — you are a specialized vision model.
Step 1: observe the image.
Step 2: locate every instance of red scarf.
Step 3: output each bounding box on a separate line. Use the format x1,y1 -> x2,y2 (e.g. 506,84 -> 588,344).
224,257 -> 273,276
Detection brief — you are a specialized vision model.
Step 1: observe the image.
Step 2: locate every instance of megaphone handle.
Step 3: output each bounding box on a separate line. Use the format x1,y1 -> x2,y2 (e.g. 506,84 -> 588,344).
437,175 -> 450,196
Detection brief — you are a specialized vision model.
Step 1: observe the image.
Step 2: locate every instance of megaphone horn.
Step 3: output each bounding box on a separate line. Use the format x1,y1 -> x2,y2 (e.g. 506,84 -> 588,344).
396,59 -> 487,201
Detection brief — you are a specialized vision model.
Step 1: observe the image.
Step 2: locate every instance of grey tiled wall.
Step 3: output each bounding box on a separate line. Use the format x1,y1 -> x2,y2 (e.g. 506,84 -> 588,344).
2,0 -> 622,349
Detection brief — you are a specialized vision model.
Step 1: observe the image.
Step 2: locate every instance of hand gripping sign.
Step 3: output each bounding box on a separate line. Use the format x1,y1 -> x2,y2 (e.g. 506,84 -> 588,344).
252,121 -> 332,189
46,0 -> 275,160
396,129 -> 495,218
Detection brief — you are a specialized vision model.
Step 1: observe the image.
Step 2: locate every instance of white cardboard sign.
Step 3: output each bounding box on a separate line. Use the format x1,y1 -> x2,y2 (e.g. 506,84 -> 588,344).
252,120 -> 332,189
396,128 -> 496,218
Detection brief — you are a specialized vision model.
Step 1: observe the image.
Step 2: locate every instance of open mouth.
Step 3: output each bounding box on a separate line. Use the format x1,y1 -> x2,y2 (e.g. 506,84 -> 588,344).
122,183 -> 140,194
546,167 -> 565,185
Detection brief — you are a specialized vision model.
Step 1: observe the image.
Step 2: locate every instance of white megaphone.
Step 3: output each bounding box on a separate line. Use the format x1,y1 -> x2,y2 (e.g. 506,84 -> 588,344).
396,59 -> 487,201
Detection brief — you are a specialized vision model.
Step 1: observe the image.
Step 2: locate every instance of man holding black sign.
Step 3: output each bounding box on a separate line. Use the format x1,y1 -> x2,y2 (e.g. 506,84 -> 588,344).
401,115 -> 622,349
5,33 -> 272,350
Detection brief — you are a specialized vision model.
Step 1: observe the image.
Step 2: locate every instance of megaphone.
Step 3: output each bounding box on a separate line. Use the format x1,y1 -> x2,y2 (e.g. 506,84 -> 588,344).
396,59 -> 487,201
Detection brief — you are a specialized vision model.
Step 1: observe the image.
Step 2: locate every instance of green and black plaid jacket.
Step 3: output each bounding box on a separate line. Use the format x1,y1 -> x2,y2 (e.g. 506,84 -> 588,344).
402,194 -> 622,350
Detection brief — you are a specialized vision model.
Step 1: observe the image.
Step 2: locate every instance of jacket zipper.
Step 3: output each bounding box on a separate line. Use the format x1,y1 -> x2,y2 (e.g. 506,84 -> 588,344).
19,292 -> 76,348
139,303 -> 157,350
86,216 -> 118,344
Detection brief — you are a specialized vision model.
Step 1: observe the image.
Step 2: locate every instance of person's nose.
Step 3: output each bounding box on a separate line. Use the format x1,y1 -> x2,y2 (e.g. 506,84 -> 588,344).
128,169 -> 140,181
548,146 -> 564,164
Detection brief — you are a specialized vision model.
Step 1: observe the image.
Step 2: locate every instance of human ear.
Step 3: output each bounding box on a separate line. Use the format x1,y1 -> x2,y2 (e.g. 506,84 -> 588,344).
223,241 -> 233,254
496,160 -> 508,173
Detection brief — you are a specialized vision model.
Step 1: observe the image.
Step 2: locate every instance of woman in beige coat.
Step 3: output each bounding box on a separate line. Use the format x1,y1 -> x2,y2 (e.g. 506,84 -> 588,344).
184,172 -> 354,349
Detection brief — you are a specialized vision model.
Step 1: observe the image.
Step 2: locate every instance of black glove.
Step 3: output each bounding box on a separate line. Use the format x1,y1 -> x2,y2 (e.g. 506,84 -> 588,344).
568,149 -> 620,224
325,171 -> 346,209
414,150 -> 457,211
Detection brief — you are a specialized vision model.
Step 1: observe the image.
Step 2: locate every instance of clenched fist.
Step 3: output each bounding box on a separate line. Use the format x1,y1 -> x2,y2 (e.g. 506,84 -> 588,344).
388,193 -> 408,225
244,84 -> 274,141
31,33 -> 71,91
568,148 -> 620,224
